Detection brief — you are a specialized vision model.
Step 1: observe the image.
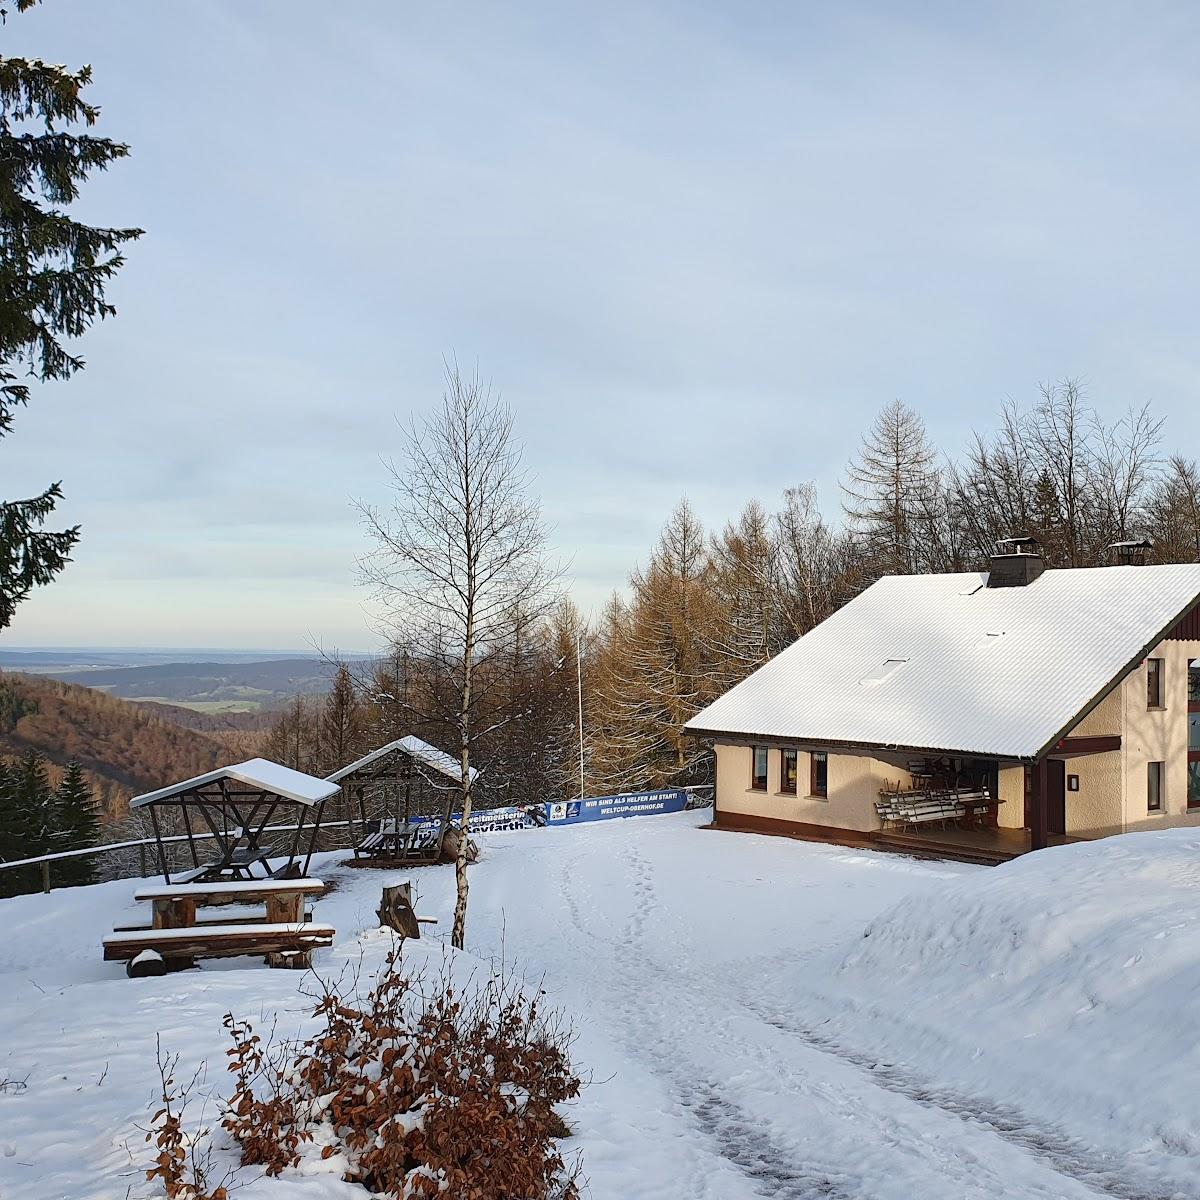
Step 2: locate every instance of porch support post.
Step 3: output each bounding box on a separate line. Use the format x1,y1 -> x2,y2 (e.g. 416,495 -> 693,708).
1030,758 -> 1049,851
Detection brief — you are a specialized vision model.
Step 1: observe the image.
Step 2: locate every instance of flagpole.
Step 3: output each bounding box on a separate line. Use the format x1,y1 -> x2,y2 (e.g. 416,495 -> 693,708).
576,627 -> 585,800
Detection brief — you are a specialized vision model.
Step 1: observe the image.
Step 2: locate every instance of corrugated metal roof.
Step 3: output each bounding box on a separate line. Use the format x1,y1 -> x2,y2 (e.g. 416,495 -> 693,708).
130,758 -> 339,808
684,564 -> 1200,760
326,735 -> 475,785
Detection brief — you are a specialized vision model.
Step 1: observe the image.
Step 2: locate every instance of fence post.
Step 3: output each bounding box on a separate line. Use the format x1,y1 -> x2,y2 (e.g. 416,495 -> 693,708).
40,860 -> 50,894
138,843 -> 147,878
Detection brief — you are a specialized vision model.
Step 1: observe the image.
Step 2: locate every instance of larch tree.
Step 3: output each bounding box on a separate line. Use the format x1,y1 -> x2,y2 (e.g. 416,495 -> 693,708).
263,695 -> 319,773
319,663 -> 364,776
589,500 -> 714,792
0,5 -> 142,629
359,363 -> 559,949
842,400 -> 942,575
703,500 -> 783,692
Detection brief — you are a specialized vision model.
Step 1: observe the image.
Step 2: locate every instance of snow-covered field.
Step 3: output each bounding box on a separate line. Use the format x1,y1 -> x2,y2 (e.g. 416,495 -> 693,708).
3,810 -> 1200,1199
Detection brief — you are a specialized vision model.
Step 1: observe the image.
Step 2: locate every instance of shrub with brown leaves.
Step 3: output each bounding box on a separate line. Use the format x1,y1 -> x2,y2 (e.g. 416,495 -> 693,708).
220,946 -> 582,1199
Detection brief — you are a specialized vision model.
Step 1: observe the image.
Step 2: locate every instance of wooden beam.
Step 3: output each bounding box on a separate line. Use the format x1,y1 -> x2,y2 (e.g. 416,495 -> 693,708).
1030,759 -> 1049,851
1054,735 -> 1121,756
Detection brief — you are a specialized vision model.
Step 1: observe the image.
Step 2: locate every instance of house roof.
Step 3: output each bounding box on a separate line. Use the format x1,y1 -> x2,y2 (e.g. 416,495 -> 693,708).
684,563 -> 1200,761
326,735 -> 476,786
130,758 -> 339,809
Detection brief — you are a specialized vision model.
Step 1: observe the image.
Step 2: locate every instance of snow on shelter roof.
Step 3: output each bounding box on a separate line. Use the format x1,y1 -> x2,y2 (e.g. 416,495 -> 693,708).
326,735 -> 476,785
130,758 -> 340,809
684,563 -> 1200,761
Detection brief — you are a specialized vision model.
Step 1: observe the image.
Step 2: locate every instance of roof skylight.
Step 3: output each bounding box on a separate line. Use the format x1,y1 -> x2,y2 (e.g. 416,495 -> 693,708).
859,658 -> 909,687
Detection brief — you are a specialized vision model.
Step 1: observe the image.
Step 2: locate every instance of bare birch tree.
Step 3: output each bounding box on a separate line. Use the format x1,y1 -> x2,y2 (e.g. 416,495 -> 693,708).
358,364 -> 559,949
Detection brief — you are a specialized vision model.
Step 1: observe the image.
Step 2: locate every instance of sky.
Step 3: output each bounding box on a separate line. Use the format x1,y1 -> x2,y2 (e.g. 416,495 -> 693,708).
5,1 -> 1200,652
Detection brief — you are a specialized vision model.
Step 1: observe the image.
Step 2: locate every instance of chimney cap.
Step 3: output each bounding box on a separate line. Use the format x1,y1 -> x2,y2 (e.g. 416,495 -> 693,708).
994,533 -> 1041,556
1108,537 -> 1152,566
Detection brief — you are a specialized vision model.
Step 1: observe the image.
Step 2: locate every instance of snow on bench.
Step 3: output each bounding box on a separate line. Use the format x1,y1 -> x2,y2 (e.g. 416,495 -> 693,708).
104,922 -> 335,947
134,878 -> 325,902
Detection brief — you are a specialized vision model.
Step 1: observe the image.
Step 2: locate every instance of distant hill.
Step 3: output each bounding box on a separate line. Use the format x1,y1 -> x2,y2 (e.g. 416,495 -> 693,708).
131,700 -> 271,761
0,672 -> 237,820
33,657 -> 340,711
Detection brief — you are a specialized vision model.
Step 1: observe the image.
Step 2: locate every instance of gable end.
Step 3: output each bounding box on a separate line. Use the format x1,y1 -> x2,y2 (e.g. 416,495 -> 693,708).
1166,603 -> 1200,641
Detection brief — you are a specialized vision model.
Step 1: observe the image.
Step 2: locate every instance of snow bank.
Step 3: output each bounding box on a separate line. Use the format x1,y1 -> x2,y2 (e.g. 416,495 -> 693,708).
784,828 -> 1200,1163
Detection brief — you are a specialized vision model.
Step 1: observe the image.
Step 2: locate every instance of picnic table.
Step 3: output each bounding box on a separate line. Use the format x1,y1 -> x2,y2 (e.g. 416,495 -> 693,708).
103,878 -> 333,975
354,817 -> 442,862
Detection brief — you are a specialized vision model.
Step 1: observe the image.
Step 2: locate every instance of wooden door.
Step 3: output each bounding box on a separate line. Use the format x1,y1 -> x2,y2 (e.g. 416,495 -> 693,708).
1047,759 -> 1067,836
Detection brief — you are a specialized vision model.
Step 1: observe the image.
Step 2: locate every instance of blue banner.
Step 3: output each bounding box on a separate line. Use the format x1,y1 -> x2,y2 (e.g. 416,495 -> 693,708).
407,805 -> 543,834
544,788 -> 688,825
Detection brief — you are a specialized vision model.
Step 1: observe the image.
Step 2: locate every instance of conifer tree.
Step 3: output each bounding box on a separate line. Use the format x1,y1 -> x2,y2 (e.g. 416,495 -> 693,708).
53,758 -> 98,886
319,664 -> 364,776
704,500 -> 784,692
842,400 -> 943,575
590,500 -> 715,792
0,749 -> 53,895
0,4 -> 142,629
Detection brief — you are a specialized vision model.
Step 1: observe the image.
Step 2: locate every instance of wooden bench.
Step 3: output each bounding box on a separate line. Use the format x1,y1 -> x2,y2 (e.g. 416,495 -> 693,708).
876,790 -> 998,831
106,879 -> 331,975
876,793 -> 964,829
103,923 -> 335,971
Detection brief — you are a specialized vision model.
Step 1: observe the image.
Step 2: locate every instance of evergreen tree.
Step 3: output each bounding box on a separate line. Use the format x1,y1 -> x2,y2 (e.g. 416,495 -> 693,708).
0,7 -> 142,629
53,759 -> 98,886
0,757 -> 14,869
0,749 -> 53,895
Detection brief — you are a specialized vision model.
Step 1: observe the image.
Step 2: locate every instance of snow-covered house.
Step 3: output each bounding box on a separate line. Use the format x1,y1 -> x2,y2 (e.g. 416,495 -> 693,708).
684,539 -> 1200,859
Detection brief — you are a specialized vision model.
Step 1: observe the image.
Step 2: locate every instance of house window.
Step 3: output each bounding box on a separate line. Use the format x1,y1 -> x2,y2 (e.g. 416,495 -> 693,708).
1147,658 -> 1164,709
781,749 -> 798,795
1148,761 -> 1164,813
751,746 -> 769,791
810,752 -> 828,798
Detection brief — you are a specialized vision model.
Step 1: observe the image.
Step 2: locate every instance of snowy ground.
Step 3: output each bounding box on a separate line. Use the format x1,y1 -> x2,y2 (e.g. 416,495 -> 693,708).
2,810 -> 1200,1199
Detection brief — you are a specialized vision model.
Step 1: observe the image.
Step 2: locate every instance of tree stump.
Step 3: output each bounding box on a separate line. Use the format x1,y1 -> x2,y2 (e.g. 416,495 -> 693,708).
377,883 -> 420,939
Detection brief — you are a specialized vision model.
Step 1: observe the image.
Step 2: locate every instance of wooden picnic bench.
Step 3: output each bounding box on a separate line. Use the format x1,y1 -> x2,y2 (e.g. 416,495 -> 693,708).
104,879 -> 332,975
354,818 -> 443,863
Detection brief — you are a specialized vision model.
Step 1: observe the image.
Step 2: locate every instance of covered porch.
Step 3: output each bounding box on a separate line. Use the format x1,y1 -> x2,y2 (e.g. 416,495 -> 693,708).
871,739 -> 1119,864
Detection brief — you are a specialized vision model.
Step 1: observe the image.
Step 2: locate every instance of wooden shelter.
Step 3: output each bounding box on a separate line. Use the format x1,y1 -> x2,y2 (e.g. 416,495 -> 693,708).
328,736 -> 475,862
130,758 -> 338,884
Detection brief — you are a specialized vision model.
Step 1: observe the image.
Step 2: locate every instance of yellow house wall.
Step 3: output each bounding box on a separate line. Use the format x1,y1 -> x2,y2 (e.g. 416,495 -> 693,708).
1120,637 -> 1200,833
713,742 -> 904,833
996,766 -> 1025,829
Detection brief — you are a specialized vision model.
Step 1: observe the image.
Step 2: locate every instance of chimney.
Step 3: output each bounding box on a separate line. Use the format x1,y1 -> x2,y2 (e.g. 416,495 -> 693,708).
986,534 -> 1045,588
1108,538 -> 1152,567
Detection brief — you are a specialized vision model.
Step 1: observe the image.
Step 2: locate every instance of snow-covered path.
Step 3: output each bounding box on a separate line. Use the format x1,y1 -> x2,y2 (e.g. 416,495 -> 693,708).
439,814 -> 1182,1200
2,810 -> 1198,1199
